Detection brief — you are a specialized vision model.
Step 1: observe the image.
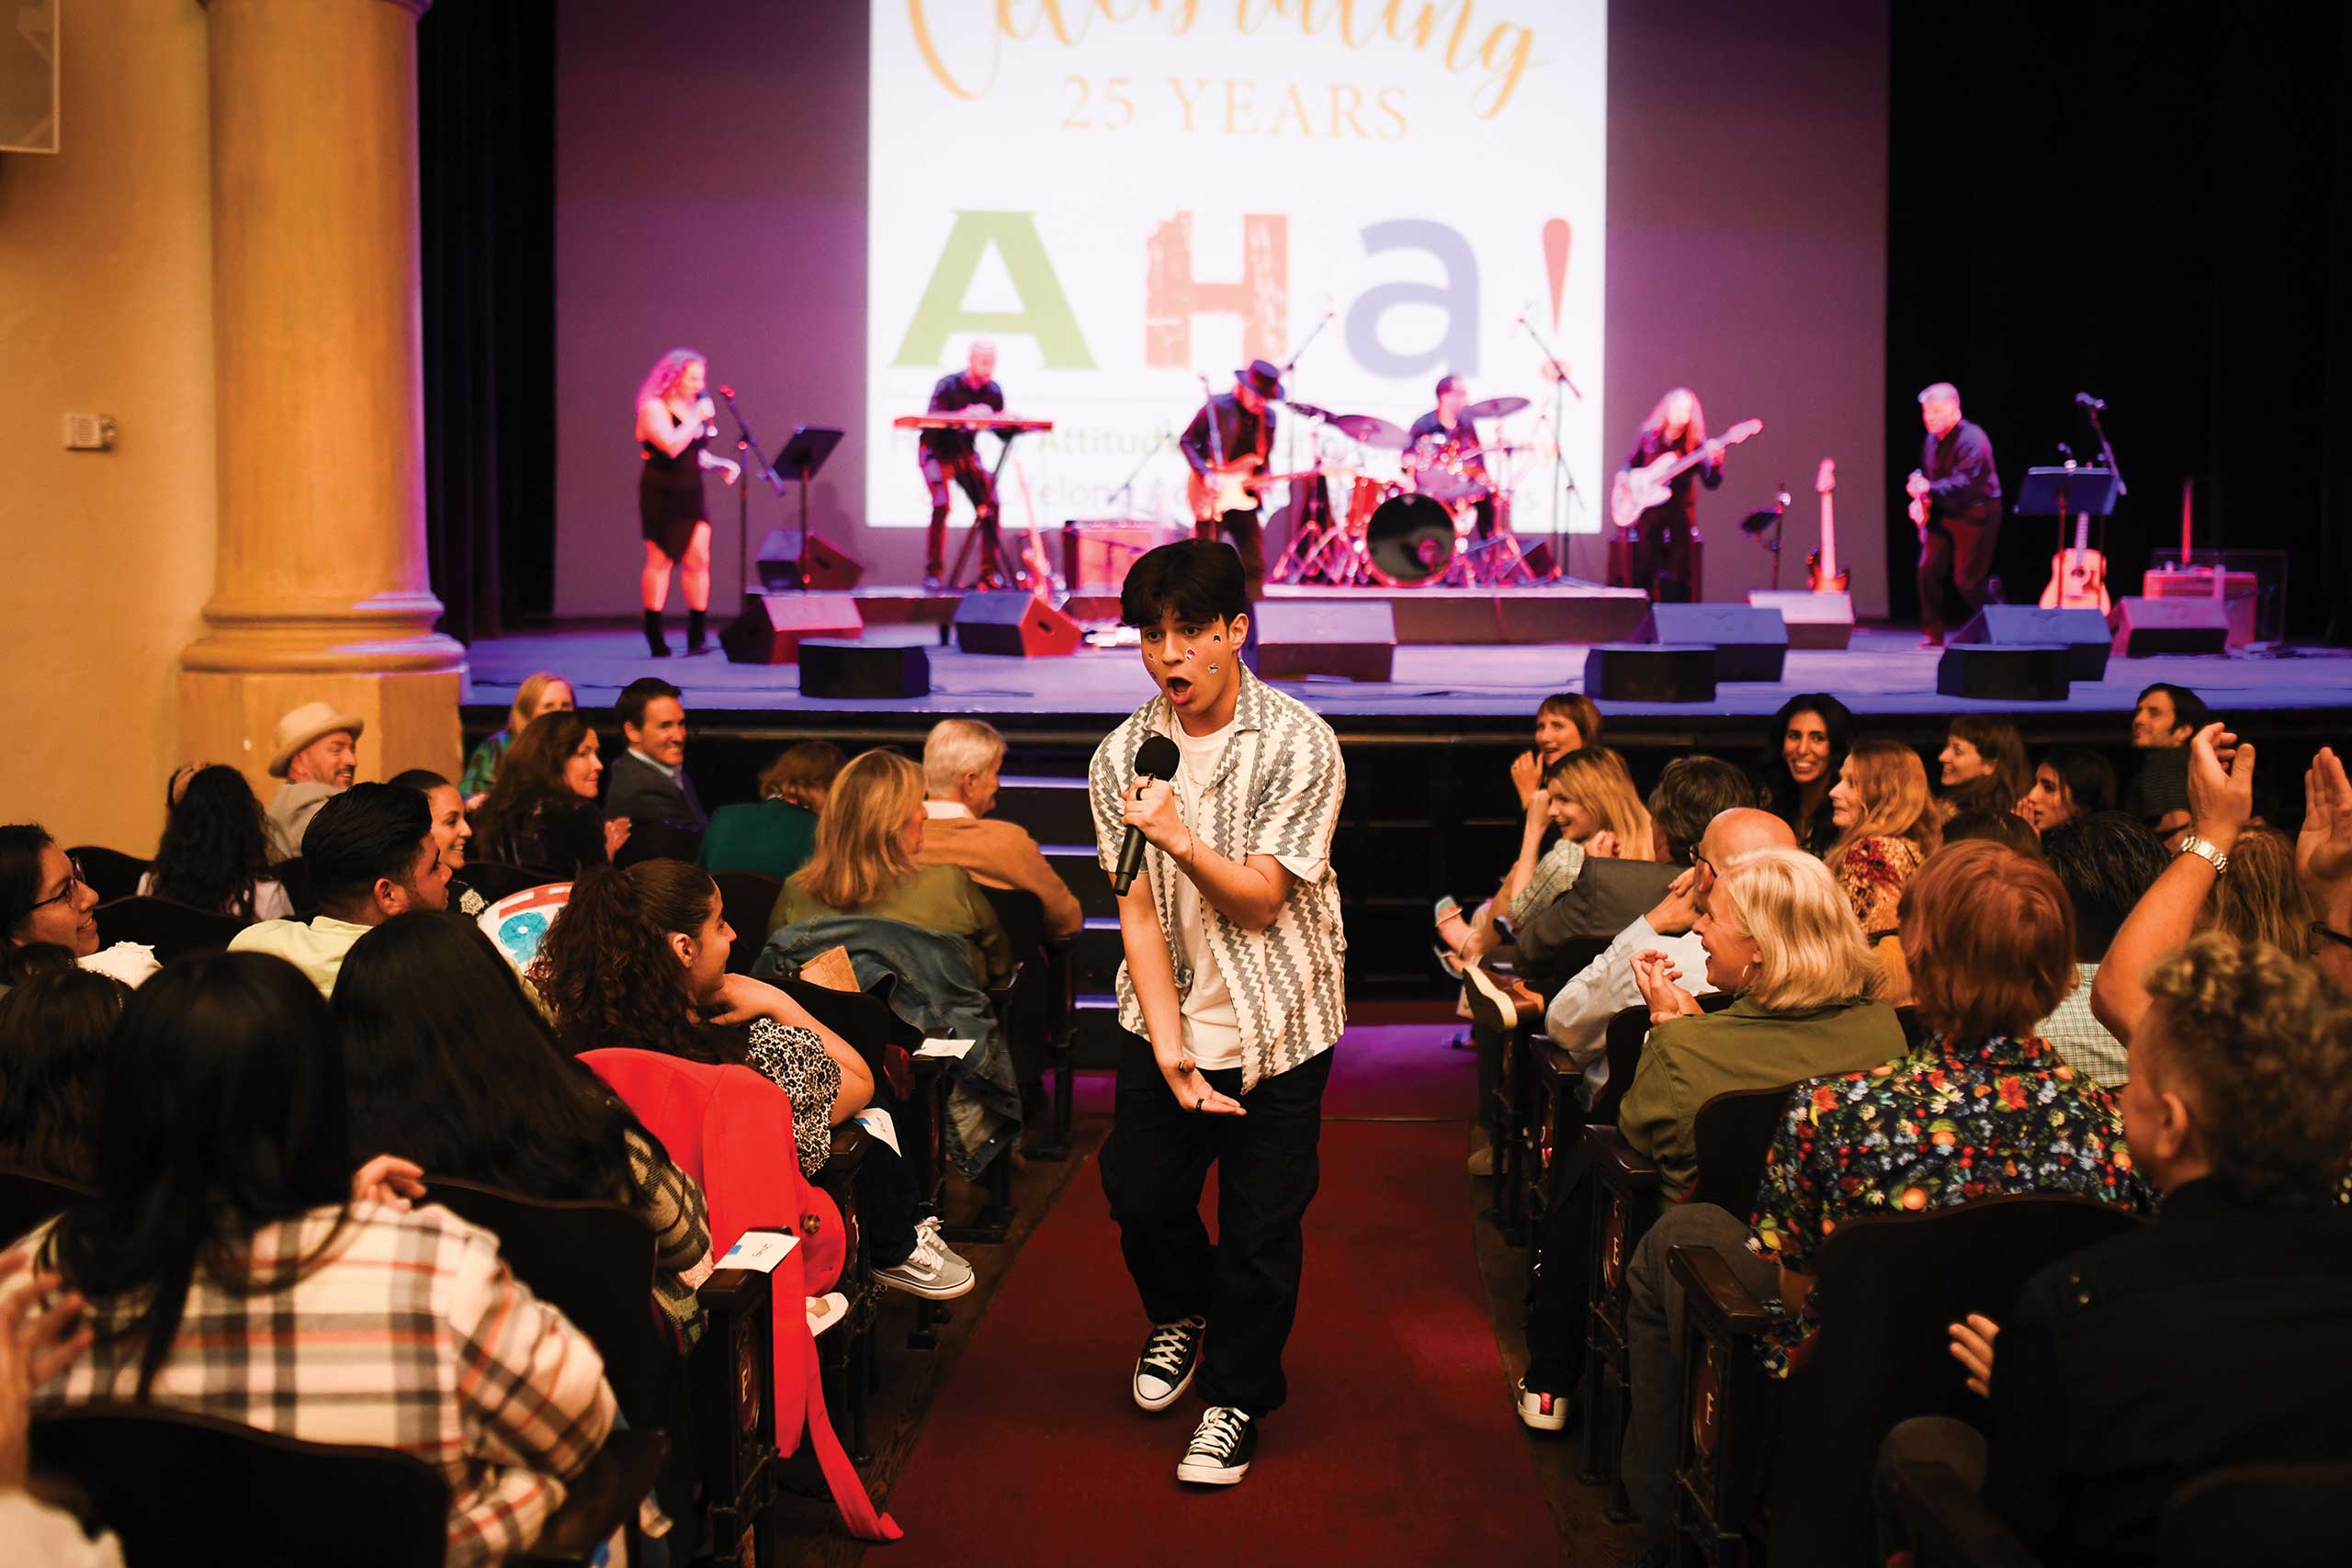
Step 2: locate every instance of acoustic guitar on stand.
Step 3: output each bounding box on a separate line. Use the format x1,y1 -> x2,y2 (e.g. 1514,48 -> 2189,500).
1805,457 -> 1849,592
1610,418 -> 1764,528
2038,494 -> 2111,613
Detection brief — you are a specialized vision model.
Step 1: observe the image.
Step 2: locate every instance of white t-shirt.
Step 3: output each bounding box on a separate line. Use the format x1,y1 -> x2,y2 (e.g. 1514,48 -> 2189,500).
1170,716 -> 1243,1070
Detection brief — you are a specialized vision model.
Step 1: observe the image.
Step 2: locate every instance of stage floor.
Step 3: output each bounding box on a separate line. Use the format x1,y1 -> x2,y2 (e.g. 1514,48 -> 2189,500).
462,619 -> 2352,737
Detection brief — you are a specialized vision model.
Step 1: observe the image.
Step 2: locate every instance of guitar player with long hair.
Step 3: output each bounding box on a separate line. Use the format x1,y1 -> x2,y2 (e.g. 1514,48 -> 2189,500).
1905,380 -> 2005,646
1611,387 -> 1724,602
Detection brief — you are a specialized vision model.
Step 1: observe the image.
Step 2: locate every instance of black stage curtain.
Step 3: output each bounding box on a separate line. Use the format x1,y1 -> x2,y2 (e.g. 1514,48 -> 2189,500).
418,0 -> 557,641
1887,2 -> 2351,640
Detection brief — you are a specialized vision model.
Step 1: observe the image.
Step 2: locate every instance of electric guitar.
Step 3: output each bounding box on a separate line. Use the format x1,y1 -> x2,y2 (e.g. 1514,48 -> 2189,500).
2038,495 -> 2111,613
1805,457 -> 1849,592
1610,418 -> 1763,528
1186,463 -> 1320,522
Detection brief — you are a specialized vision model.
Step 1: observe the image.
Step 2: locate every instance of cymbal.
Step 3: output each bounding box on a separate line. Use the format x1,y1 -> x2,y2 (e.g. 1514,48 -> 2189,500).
1463,395 -> 1531,421
1330,413 -> 1408,449
1282,399 -> 1337,422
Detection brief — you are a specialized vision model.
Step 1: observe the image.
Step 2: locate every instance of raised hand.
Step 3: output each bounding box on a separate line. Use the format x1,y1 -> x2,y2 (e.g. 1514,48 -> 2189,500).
1645,865 -> 1702,937
604,816 -> 634,859
1510,750 -> 1541,807
1948,1313 -> 2001,1398
2185,722 -> 2253,852
352,1154 -> 426,1210
1585,829 -> 1621,860
2299,747 -> 2352,912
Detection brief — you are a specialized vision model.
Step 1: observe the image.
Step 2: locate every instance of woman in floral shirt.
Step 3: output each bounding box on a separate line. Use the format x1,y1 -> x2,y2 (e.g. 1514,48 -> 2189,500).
1822,739 -> 1942,1002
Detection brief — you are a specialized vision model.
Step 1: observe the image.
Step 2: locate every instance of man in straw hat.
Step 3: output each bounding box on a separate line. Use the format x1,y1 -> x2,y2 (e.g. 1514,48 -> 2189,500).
264,701 -> 364,860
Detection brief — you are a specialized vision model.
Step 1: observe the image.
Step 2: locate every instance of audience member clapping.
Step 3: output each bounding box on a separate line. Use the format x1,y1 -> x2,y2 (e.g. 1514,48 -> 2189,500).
388,769 -> 484,917
2020,745 -> 2116,830
140,764 -> 292,919
0,1248 -> 111,1565
1510,693 -> 1600,808
471,710 -> 630,878
915,719 -> 1083,940
10,952 -> 616,1568
698,740 -> 845,883
461,671 -> 575,803
0,827 -> 157,990
1450,746 -> 1655,974
1937,715 -> 2030,816
263,702 -> 362,860
2033,813 -> 2168,1088
334,910 -> 715,1345
1753,693 -> 1851,854
228,784 -> 449,997
2299,745 -> 2352,992
0,967 -> 127,1185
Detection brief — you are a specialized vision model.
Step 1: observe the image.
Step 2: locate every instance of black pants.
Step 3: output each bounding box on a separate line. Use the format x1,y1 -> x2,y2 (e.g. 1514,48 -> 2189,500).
1195,510 -> 1266,599
1916,514 -> 2000,635
921,447 -> 999,576
1625,513 -> 1699,603
1099,1032 -> 1332,1417
859,1137 -> 924,1269
1522,1156 -> 1598,1393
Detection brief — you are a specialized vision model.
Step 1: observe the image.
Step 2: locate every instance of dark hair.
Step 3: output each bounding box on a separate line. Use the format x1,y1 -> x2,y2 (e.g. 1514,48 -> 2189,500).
147,765 -> 277,919
1752,694 -> 1853,842
1120,538 -> 1249,627
2035,747 -> 2117,818
535,862 -> 741,1066
334,912 -> 652,1202
0,966 -> 130,1184
2039,812 -> 2168,960
45,953 -> 355,1396
2137,682 -> 2211,739
1647,756 -> 1754,863
1,942 -> 79,988
1946,716 -> 2033,807
385,769 -> 453,795
301,784 -> 433,913
616,677 -> 683,732
1,823 -> 57,942
475,710 -> 597,849
1435,374 -> 1464,399
1941,808 -> 2043,858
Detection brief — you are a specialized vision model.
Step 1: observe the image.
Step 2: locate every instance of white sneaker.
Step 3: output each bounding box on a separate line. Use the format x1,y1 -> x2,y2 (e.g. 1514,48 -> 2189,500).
874,1215 -> 977,1301
806,1292 -> 849,1337
1516,1375 -> 1570,1432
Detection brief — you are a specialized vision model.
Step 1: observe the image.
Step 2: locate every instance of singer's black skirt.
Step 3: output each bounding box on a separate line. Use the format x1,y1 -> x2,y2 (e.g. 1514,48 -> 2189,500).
639,460 -> 707,561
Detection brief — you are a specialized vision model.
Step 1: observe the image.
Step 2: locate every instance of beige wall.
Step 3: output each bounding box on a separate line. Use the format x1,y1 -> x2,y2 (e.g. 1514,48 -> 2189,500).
0,2 -> 216,853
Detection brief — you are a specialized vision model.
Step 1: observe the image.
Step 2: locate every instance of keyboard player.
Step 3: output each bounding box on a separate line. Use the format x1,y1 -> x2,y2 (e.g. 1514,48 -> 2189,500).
922,338 -> 1006,589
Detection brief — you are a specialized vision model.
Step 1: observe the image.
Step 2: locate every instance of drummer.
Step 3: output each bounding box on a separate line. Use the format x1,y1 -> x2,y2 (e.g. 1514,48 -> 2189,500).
1402,375 -> 1497,539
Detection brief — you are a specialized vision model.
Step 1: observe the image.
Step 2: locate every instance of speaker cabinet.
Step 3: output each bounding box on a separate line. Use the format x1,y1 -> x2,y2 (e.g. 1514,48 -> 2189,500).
1244,599 -> 1396,682
2109,597 -> 2231,657
798,638 -> 930,699
1953,605 -> 2112,681
1634,603 -> 1788,682
952,592 -> 1081,657
1746,590 -> 1855,650
1935,643 -> 2074,701
1585,644 -> 1717,703
719,592 -> 864,665
753,529 -> 865,592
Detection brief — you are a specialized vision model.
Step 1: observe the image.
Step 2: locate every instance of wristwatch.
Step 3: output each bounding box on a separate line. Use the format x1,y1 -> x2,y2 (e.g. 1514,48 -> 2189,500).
2177,835 -> 2231,874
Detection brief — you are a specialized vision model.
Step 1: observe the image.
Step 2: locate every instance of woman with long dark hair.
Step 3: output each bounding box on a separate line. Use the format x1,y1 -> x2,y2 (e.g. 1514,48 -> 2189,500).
334,910 -> 717,1343
17,952 -> 615,1567
471,711 -> 629,879
1938,715 -> 2033,818
0,966 -> 129,1183
1752,694 -> 1853,855
536,861 -> 973,1302
141,764 -> 290,919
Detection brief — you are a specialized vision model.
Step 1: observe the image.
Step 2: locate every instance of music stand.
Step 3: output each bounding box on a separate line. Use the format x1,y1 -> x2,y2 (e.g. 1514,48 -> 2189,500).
775,426 -> 845,592
2016,464 -> 2117,569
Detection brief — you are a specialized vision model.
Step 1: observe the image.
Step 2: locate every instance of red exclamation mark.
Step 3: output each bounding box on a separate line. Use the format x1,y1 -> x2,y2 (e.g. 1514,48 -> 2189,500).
1543,218 -> 1571,332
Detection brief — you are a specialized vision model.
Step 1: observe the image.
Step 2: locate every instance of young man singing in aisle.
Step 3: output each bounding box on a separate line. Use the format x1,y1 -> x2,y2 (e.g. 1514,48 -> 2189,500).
1089,539 -> 1348,1488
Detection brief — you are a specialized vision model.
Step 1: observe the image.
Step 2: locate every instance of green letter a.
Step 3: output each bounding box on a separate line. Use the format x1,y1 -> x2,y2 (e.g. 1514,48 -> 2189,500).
891,211 -> 1097,369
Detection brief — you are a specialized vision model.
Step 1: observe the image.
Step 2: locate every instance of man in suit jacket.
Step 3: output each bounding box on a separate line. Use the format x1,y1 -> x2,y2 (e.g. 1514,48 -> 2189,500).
604,677 -> 707,833
915,718 -> 1083,940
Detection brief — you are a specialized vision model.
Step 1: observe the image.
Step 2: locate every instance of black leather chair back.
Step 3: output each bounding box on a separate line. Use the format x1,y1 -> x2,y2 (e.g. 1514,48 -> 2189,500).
711,871 -> 786,969
271,855 -> 316,918
91,897 -> 249,962
459,860 -> 542,903
1685,1085 -> 1796,1218
65,844 -> 150,905
2160,1461 -> 2352,1567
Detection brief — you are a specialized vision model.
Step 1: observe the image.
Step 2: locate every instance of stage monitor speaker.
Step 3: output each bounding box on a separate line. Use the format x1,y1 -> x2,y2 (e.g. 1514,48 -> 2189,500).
1953,605 -> 2112,681
1746,590 -> 1854,650
798,638 -> 930,699
1634,603 -> 1787,682
1935,643 -> 2073,702
1243,599 -> 1396,682
754,529 -> 865,592
1585,644 -> 1717,704
2109,596 -> 2230,657
720,592 -> 864,665
953,591 -> 1081,657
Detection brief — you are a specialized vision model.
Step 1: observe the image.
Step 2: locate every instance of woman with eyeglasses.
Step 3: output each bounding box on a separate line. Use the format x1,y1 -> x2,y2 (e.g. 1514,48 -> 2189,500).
1,825 -> 157,991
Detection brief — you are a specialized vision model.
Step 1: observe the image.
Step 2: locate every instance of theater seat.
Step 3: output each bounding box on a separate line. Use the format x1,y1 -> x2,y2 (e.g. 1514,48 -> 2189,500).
91,896 -> 248,962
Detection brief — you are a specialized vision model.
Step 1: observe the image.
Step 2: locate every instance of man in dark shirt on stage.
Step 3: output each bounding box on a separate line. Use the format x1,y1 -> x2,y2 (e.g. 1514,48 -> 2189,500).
1403,375 -> 1496,540
1180,359 -> 1284,600
922,338 -> 1005,590
1905,381 -> 2002,646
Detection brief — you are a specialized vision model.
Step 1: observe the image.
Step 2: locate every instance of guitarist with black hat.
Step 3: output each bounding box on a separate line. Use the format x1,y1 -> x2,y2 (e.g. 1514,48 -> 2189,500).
1181,359 -> 1286,598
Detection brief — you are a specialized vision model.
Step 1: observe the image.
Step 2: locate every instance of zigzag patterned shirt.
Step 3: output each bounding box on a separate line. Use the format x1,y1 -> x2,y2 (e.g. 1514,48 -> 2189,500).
1090,667 -> 1347,1090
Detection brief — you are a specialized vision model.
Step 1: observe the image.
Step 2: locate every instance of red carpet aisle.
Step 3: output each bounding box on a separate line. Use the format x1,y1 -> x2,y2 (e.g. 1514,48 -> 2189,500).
877,1025 -> 1559,1565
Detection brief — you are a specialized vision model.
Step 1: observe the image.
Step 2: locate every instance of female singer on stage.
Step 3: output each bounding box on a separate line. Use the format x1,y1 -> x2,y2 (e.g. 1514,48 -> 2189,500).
1614,387 -> 1723,603
634,348 -> 741,658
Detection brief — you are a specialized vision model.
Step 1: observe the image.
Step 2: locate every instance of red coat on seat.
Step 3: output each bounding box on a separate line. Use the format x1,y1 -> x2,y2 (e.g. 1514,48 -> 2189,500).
582,1048 -> 899,1542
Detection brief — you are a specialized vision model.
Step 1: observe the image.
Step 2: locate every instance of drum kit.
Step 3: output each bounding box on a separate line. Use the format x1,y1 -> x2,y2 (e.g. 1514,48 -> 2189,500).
1269,395 -> 1546,588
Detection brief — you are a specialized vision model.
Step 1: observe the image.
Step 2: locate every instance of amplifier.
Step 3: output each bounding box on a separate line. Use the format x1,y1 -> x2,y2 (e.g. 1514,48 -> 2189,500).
1063,520 -> 1181,592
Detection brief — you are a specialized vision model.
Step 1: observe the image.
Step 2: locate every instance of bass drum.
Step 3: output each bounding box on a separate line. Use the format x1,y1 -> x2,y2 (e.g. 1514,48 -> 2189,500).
1365,492 -> 1457,587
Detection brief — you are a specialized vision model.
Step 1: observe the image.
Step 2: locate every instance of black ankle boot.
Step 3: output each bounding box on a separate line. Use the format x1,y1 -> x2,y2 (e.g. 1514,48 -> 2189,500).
687,607 -> 707,654
644,610 -> 671,658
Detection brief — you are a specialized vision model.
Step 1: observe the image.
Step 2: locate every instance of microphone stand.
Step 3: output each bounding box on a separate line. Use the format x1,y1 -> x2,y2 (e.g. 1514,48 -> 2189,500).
1274,310 -> 1339,550
1514,314 -> 1583,580
718,387 -> 787,596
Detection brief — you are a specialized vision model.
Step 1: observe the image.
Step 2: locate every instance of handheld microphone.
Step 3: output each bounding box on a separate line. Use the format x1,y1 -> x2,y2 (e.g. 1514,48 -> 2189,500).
1113,734 -> 1182,896
2075,392 -> 2106,412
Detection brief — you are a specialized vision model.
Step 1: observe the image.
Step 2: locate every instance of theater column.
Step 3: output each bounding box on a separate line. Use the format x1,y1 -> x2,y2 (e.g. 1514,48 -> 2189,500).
178,0 -> 465,795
